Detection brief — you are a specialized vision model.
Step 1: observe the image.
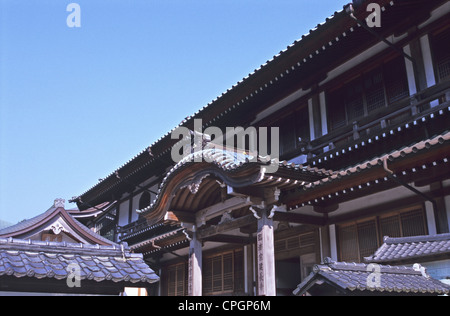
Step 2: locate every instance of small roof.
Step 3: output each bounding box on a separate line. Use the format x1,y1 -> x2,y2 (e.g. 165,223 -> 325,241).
0,200 -> 114,246
293,258 -> 450,296
365,233 -> 450,264
0,237 -> 159,294
137,146 -> 328,225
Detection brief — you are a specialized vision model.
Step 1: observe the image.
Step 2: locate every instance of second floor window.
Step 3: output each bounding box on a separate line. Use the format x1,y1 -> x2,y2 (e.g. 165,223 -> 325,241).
270,104 -> 310,158
431,26 -> 450,82
327,55 -> 409,131
337,206 -> 428,263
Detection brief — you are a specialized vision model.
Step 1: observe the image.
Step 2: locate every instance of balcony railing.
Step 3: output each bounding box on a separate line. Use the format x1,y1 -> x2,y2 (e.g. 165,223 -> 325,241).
118,217 -> 149,240
303,79 -> 450,163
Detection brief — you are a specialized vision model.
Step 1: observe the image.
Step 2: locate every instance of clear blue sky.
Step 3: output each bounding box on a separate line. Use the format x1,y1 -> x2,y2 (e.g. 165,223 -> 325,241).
0,0 -> 344,224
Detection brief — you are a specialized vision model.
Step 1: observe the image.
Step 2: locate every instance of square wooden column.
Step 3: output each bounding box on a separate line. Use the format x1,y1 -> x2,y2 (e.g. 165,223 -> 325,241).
188,231 -> 202,296
256,208 -> 276,296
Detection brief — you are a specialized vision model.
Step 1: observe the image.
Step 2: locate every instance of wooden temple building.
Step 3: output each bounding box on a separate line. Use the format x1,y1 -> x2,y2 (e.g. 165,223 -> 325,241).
0,199 -> 159,295
69,0 -> 450,296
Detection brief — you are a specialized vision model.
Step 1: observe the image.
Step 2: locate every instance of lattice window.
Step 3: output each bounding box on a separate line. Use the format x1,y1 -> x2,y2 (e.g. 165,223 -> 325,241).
166,262 -> 187,296
338,224 -> 360,263
275,231 -> 316,254
338,206 -> 428,263
432,27 -> 450,82
357,220 -> 379,260
379,208 -> 427,239
384,57 -> 410,103
272,105 -> 310,156
327,56 -> 409,131
401,209 -> 427,237
203,249 -> 244,296
380,214 -> 402,238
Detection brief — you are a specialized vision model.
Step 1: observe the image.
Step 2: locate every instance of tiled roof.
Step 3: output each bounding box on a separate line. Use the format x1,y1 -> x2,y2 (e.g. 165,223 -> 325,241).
365,233 -> 450,264
293,258 -> 450,296
0,205 -> 116,246
306,130 -> 450,191
0,237 -> 159,286
137,146 -> 328,220
286,129 -> 450,209
75,0 -> 397,206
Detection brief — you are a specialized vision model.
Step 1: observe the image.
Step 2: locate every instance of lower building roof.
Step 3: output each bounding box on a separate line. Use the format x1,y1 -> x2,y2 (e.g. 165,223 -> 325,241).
365,233 -> 450,264
0,237 -> 159,294
293,258 -> 450,296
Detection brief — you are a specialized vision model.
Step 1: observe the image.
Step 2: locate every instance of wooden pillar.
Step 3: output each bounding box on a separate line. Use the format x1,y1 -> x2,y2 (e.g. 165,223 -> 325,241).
188,231 -> 202,296
256,208 -> 276,296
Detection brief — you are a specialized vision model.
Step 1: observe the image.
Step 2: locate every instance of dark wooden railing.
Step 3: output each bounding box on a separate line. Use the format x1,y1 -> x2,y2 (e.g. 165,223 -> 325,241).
118,217 -> 149,240
304,79 -> 450,161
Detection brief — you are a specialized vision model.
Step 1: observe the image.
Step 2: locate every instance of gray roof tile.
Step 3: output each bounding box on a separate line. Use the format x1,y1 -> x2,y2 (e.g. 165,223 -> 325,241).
366,233 -> 450,263
0,237 -> 159,286
294,258 -> 450,296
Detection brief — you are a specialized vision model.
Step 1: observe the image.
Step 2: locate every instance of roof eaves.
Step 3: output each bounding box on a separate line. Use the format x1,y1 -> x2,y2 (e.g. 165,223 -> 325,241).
72,4 -> 358,205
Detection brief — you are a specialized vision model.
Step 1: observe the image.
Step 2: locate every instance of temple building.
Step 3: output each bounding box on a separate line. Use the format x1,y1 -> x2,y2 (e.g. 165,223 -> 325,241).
0,199 -> 159,295
69,0 -> 450,296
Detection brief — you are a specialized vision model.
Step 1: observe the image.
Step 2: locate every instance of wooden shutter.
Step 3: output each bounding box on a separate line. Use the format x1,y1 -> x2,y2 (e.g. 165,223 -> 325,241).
212,256 -> 223,293
379,208 -> 427,239
379,214 -> 402,238
365,69 -> 386,113
279,115 -> 297,155
338,206 -> 428,263
345,78 -> 365,121
357,220 -> 379,261
223,252 -> 233,292
166,263 -> 186,296
338,224 -> 360,262
400,208 -> 427,237
296,107 -> 310,143
384,56 -> 409,104
327,90 -> 347,131
233,250 -> 245,293
338,220 -> 379,263
203,257 -> 213,295
432,28 -> 450,81
203,249 -> 244,295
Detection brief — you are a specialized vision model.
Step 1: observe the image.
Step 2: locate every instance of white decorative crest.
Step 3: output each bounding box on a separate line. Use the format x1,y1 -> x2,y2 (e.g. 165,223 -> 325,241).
51,222 -> 65,235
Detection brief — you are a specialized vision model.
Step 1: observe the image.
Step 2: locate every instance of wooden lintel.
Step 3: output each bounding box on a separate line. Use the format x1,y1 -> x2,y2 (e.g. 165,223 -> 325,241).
272,211 -> 327,226
313,204 -> 339,214
203,234 -> 255,244
198,214 -> 257,240
196,196 -> 260,227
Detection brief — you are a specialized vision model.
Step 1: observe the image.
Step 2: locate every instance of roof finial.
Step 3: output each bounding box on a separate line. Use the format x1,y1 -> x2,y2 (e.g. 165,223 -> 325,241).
54,198 -> 65,209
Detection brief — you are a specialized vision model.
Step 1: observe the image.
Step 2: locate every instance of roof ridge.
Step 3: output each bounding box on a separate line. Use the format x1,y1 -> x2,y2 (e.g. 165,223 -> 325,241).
0,206 -> 58,236
0,237 -> 134,257
321,258 -> 423,275
384,233 -> 450,245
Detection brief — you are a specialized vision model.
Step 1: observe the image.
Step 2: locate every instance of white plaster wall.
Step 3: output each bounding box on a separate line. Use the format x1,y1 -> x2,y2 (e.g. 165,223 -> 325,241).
118,200 -> 130,227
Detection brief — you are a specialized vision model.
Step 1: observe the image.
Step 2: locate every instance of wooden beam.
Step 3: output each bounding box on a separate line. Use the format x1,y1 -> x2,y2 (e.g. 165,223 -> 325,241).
328,185 -> 450,225
272,211 -> 327,226
198,214 -> 257,240
196,196 -> 259,227
203,234 -> 255,244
